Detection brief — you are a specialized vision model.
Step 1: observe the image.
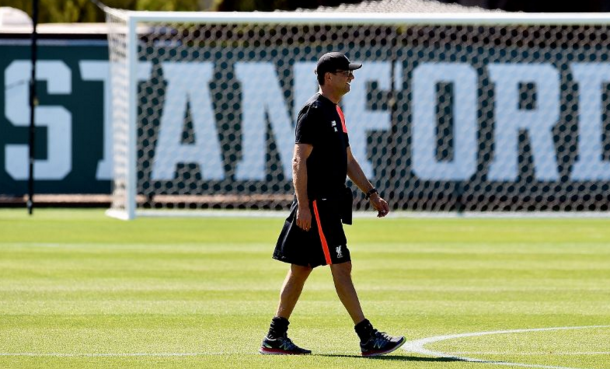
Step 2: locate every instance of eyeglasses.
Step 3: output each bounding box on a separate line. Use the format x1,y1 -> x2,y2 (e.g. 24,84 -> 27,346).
332,70 -> 354,77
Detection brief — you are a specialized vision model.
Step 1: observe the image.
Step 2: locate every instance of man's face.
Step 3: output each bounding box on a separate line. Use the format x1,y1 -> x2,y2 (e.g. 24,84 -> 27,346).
328,70 -> 355,95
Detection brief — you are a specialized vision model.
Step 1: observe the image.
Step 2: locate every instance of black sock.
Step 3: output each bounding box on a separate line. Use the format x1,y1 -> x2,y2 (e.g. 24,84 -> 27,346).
267,316 -> 289,339
354,319 -> 374,342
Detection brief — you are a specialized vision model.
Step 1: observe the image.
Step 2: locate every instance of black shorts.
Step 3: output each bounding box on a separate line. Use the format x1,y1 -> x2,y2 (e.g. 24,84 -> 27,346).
273,198 -> 351,268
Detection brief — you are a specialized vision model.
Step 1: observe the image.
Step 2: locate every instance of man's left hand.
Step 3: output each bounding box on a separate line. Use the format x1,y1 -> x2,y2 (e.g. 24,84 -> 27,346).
370,194 -> 390,218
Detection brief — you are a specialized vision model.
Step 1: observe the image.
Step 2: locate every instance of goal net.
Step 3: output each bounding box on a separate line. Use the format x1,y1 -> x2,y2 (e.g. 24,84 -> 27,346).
103,8 -> 610,219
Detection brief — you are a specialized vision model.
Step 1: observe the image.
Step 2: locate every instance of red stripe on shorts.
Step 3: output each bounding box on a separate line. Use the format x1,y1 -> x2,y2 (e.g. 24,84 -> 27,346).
312,200 -> 332,265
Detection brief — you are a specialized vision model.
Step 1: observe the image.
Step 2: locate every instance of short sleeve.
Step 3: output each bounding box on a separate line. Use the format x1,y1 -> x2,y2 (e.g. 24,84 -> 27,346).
295,105 -> 318,145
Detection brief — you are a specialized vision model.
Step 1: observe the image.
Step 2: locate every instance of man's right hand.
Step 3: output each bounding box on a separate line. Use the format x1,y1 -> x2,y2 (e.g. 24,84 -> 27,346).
296,205 -> 312,231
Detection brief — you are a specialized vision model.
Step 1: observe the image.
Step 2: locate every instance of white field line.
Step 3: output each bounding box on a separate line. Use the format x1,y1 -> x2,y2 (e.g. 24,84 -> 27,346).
403,325 -> 610,369
0,352 -> 256,357
133,209 -> 610,219
1,351 -> 608,358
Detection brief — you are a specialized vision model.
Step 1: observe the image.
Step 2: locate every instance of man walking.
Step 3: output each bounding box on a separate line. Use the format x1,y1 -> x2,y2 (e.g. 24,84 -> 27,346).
260,52 -> 405,357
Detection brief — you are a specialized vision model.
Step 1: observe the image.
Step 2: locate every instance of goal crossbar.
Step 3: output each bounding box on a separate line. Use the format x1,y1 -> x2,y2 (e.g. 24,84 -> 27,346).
122,11 -> 610,26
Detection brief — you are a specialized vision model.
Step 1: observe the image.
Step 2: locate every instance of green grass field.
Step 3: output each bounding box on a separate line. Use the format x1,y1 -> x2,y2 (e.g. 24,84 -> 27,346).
1,209 -> 609,369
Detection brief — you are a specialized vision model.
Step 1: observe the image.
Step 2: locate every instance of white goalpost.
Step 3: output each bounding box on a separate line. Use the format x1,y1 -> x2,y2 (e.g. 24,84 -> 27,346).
102,6 -> 610,219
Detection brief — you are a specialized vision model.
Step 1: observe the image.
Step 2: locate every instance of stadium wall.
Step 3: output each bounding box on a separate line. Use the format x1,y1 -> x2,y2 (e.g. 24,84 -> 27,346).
0,29 -> 111,203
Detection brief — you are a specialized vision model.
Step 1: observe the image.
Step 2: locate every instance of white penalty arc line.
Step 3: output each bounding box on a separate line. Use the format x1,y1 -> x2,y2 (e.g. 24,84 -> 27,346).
451,352 -> 610,356
402,325 -> 610,369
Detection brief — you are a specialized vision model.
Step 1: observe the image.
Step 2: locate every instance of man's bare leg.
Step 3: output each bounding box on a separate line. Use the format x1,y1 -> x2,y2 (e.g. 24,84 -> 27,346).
275,264 -> 313,319
330,262 -> 365,324
260,264 -> 313,355
330,261 -> 406,356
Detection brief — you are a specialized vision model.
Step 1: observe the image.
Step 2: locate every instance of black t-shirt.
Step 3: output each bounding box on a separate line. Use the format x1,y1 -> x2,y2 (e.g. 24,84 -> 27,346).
295,93 -> 350,200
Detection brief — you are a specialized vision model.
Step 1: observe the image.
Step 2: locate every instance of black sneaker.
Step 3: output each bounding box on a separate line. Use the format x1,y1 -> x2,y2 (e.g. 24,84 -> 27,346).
259,335 -> 312,355
360,330 -> 406,357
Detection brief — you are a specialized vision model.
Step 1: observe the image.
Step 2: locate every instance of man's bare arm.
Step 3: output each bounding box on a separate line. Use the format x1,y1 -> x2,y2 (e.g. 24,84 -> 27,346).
346,147 -> 390,217
293,143 -> 313,230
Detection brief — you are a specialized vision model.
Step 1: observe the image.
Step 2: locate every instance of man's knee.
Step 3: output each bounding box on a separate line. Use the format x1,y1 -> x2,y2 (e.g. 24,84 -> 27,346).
330,262 -> 353,280
289,264 -> 313,280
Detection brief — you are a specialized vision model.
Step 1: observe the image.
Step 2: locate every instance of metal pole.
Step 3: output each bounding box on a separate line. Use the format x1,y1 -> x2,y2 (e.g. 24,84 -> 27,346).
28,0 -> 39,215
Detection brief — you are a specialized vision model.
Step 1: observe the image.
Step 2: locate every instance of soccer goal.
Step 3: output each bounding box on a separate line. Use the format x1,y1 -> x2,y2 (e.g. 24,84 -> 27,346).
101,6 -> 610,220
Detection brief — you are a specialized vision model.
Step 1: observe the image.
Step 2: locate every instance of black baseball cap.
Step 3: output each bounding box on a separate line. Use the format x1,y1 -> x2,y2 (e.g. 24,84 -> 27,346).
316,52 -> 362,76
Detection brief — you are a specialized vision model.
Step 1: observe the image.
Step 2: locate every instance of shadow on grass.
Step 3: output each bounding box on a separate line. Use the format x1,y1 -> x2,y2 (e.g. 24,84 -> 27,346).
316,354 -> 463,362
